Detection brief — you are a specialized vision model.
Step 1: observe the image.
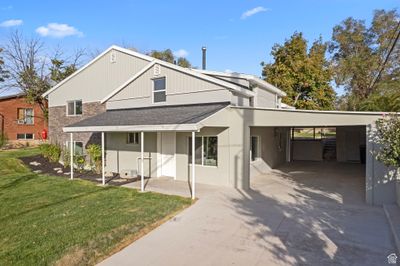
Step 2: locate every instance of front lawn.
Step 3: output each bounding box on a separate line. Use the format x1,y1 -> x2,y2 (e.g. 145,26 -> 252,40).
0,148 -> 192,265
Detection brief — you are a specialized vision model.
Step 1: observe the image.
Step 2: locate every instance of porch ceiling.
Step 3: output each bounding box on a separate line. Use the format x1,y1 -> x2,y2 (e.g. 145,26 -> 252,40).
63,102 -> 229,133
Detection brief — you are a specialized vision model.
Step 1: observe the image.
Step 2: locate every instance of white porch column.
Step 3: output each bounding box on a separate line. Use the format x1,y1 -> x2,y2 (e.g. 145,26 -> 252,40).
101,132 -> 105,185
192,131 -> 196,199
70,133 -> 73,180
141,131 -> 144,192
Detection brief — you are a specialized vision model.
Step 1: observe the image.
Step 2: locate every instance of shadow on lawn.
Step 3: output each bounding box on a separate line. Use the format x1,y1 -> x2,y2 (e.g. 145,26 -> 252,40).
0,173 -> 37,190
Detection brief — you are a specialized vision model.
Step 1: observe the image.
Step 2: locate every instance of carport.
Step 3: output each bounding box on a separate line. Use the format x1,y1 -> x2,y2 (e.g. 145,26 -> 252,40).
233,106 -> 393,205
249,125 -> 367,204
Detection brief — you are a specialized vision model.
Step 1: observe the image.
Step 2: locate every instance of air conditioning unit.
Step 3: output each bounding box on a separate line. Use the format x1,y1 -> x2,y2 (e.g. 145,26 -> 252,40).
120,169 -> 137,179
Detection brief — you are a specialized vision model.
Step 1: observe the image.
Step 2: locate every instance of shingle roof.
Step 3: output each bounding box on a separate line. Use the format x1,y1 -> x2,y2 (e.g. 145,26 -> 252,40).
0,92 -> 25,101
65,102 -> 230,128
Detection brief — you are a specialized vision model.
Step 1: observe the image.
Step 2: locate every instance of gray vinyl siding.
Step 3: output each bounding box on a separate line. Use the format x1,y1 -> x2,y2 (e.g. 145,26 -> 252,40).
215,76 -> 250,87
253,87 -> 277,108
107,90 -> 231,109
249,127 -> 288,178
176,127 -> 231,187
107,64 -> 237,109
231,93 -> 250,107
105,132 -> 158,177
48,49 -> 149,107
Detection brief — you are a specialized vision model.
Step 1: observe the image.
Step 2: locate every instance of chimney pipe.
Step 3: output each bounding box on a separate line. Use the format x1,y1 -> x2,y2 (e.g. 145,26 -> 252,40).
202,46 -> 206,70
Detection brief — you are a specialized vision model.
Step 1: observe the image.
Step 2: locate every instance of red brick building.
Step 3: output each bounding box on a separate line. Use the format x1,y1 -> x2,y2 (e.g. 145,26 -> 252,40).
0,93 -> 48,143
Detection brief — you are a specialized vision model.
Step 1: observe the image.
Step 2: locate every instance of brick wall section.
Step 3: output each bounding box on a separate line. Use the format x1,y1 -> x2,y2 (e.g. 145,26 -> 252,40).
0,96 -> 47,141
48,102 -> 106,149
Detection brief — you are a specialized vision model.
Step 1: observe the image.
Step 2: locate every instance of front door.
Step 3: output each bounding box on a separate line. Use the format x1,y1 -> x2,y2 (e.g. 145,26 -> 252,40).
160,132 -> 176,178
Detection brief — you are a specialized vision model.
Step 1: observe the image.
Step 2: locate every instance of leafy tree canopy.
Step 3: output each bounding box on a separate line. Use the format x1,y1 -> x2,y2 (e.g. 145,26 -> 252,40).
149,49 -> 192,68
261,32 -> 336,110
374,115 -> 400,167
330,9 -> 400,111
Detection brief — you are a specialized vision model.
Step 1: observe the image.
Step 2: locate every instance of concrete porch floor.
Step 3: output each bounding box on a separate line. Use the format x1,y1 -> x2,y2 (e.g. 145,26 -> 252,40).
123,176 -> 219,198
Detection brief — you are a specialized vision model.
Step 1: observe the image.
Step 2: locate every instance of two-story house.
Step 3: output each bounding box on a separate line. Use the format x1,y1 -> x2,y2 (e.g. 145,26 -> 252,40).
0,93 -> 47,144
43,45 -> 394,205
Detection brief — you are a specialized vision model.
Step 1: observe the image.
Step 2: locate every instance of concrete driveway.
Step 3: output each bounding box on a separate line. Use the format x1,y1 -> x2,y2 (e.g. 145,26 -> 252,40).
99,162 -> 395,266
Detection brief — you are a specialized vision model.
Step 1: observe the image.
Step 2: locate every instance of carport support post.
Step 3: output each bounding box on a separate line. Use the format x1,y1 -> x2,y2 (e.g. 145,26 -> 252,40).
192,131 -> 196,199
101,132 -> 105,185
70,133 -> 73,180
141,131 -> 144,192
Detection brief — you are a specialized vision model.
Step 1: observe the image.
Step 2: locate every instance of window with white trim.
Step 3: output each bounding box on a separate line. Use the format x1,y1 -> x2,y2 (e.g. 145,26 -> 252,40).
188,136 -> 218,166
127,132 -> 140,145
67,100 -> 82,116
153,77 -> 166,103
17,108 -> 34,125
17,133 -> 34,140
66,141 -> 84,155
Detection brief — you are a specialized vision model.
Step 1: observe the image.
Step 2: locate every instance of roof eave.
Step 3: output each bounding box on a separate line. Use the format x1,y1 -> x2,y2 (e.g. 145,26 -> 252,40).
63,123 -> 201,133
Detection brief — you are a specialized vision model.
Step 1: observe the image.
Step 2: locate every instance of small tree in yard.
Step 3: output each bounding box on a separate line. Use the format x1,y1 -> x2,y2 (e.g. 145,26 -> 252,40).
374,115 -> 400,167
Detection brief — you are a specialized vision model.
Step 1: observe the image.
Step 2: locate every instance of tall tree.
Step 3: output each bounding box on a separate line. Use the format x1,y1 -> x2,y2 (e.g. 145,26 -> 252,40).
0,48 -> 8,83
330,9 -> 400,111
2,31 -> 83,118
149,49 -> 192,68
3,31 -> 49,117
261,32 -> 335,110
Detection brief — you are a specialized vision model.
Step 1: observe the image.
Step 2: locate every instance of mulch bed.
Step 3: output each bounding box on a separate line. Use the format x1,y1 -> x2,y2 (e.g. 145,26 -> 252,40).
20,154 -> 138,186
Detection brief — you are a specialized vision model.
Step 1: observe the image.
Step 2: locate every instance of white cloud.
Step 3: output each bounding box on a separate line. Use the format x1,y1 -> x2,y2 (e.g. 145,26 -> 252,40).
1,5 -> 13,11
241,6 -> 269,20
0,19 -> 23,27
225,69 -> 233,74
173,49 -> 188,58
36,23 -> 83,38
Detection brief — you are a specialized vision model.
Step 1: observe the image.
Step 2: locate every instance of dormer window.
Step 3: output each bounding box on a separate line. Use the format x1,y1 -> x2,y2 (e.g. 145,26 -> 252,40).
153,77 -> 166,103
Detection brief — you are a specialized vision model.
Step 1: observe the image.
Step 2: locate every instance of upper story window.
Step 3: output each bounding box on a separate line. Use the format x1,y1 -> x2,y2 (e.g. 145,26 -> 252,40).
67,100 -> 82,116
17,108 -> 34,125
153,77 -> 166,103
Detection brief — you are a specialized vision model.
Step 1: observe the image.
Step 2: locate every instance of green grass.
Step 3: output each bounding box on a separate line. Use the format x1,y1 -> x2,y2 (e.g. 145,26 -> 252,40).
0,148 -> 192,266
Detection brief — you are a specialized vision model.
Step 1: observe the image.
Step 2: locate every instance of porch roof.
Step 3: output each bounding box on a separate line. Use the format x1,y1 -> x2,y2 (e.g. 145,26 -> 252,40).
63,102 -> 229,133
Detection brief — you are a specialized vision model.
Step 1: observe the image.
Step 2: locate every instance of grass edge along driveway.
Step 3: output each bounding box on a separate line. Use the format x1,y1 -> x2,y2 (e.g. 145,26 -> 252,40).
0,148 -> 192,266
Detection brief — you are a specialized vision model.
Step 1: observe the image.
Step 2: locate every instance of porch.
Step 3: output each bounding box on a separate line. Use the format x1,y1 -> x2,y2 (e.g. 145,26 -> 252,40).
124,176 -> 219,198
62,102 -> 229,199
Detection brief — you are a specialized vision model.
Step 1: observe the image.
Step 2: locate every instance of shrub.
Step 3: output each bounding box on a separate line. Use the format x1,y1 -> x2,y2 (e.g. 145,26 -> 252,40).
374,114 -> 400,167
74,154 -> 86,172
39,143 -> 61,163
62,149 -> 71,168
39,143 -> 51,159
87,144 -> 102,174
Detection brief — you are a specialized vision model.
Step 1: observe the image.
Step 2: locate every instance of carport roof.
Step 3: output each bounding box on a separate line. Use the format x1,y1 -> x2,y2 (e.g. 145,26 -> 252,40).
63,102 -> 229,132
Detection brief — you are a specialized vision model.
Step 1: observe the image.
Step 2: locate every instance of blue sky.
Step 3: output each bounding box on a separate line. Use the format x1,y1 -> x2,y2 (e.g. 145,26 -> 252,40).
0,0 -> 398,94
